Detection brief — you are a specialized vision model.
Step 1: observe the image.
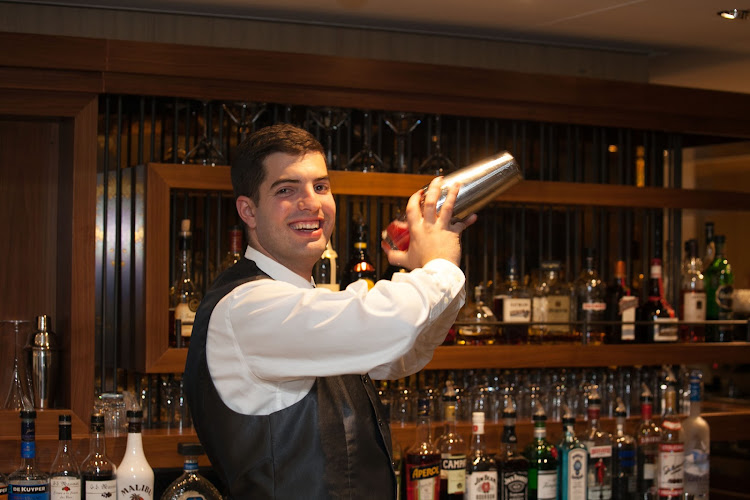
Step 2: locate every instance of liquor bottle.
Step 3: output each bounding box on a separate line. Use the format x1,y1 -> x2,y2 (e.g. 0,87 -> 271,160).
657,379 -> 684,499
159,443 -> 223,500
611,399 -> 637,499
494,258 -> 531,345
573,248 -> 607,345
1,472 -> 7,500
556,407 -> 587,500
637,257 -> 678,343
704,234 -> 734,342
434,381 -> 467,499
465,412 -> 498,500
340,215 -> 377,290
580,387 -> 612,500
49,414 -> 81,500
219,225 -> 244,273
80,413 -> 117,500
314,240 -> 340,291
8,410 -> 50,500
682,370 -> 709,500
26,314 -> 60,409
702,222 -> 715,274
456,284 -> 497,346
530,261 -> 572,344
169,219 -> 201,348
497,404 -> 528,500
116,410 -> 154,500
679,239 -> 706,342
405,398 -> 441,500
636,384 -> 660,497
523,407 -> 557,500
605,261 -> 638,344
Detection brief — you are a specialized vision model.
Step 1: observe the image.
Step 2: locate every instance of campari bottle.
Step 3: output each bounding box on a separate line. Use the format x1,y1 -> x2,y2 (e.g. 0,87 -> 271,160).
434,381 -> 467,499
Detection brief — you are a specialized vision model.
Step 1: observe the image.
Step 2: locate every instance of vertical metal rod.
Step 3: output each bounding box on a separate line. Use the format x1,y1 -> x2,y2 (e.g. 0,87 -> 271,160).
138,97 -> 145,165
99,97 -> 110,395
204,193 -> 211,294
150,98 -> 157,162
215,194 -> 223,275
172,98 -> 179,163
218,104 -> 225,162
113,95 -> 124,393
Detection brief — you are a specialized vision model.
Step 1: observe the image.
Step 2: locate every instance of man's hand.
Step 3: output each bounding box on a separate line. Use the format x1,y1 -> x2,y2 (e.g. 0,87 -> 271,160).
381,177 -> 477,269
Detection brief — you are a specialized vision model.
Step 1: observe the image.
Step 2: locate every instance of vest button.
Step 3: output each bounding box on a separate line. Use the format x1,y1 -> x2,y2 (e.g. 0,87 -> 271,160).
362,375 -> 369,383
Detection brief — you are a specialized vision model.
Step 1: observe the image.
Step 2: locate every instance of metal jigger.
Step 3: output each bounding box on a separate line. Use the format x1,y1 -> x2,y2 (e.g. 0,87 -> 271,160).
26,314 -> 59,409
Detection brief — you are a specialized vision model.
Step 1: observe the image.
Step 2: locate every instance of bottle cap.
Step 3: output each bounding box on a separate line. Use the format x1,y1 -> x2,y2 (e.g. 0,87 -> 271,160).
127,409 -> 143,419
615,398 -> 627,418
685,238 -> 699,258
36,314 -> 49,332
58,414 -> 72,424
178,442 -> 205,456
561,404 -> 575,425
640,383 -> 653,403
91,412 -> 105,424
532,405 -> 547,422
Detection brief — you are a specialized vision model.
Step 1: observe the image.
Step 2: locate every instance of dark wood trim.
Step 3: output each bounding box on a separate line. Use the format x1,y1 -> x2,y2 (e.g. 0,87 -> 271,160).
0,67 -> 103,93
0,32 -> 107,71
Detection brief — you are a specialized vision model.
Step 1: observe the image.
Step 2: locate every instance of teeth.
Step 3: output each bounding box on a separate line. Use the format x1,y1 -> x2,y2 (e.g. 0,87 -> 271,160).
290,221 -> 320,230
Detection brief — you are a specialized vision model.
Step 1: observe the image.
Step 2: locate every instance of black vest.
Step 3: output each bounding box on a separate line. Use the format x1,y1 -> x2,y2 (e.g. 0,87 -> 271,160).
184,258 -> 396,499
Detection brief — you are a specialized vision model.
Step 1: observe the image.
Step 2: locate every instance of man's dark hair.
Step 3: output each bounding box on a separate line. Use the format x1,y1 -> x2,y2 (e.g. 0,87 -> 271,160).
231,124 -> 326,203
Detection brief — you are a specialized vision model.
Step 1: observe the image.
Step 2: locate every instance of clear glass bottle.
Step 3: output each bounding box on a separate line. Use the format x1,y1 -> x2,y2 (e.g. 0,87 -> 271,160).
605,260 -> 637,344
704,234 -> 734,342
169,219 -> 201,348
495,258 -> 531,345
8,410 -> 50,500
573,249 -> 607,345
497,404 -> 528,500
80,413 -> 117,500
1,471 -> 8,499
456,284 -> 497,346
680,239 -> 706,342
465,411 -> 498,500
682,370 -> 709,500
611,399 -> 637,499
405,398 -> 441,500
523,407 -> 557,500
434,381 -> 467,499
219,225 -> 244,273
116,410 -> 154,500
340,215 -> 377,290
580,386 -> 612,500
556,407 -> 587,500
49,414 -> 81,500
159,443 -> 223,500
657,380 -> 684,499
313,240 -> 340,291
531,261 -> 572,345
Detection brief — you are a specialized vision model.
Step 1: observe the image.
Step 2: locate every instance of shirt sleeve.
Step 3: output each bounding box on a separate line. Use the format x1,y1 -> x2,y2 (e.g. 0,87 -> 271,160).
222,259 -> 465,382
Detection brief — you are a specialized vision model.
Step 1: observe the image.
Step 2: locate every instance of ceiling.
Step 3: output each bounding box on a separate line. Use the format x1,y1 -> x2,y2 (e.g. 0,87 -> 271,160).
15,0 -> 750,55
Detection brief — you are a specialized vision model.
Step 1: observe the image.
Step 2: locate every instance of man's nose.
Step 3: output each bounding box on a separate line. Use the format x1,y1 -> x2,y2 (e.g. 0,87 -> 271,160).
298,185 -> 321,211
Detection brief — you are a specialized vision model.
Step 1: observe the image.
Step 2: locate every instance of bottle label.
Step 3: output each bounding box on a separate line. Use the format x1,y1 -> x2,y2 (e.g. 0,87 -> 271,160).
503,298 -> 531,323
117,483 -> 154,500
536,470 -> 557,500
500,470 -> 527,500
466,470 -> 498,500
50,478 -> 81,500
85,480 -> 117,500
173,493 -> 208,500
9,483 -> 50,499
0,484 -> 7,498
582,301 -> 606,312
406,462 -> 440,500
547,295 -> 570,332
716,285 -> 734,313
657,443 -> 684,496
653,317 -> 679,342
174,302 -> 196,338
619,296 -> 638,340
683,292 -> 706,322
566,448 -> 587,500
588,445 -> 612,458
684,449 -> 709,496
532,297 -> 545,323
440,454 -> 467,494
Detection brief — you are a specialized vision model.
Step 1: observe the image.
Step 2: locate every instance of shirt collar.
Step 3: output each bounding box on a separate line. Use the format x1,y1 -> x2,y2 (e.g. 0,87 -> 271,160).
244,246 -> 315,289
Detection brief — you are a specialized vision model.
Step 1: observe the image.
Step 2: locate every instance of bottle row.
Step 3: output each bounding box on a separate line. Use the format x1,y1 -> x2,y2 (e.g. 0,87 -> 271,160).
396,369 -> 708,500
0,409 -> 222,500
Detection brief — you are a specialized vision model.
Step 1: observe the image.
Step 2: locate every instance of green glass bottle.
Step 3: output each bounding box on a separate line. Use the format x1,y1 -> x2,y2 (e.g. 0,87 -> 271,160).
523,407 -> 557,500
704,234 -> 734,341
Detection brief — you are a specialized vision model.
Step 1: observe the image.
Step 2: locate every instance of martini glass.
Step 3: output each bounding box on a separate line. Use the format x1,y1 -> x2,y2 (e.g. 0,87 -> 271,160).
183,101 -> 226,166
383,112 -> 422,174
222,101 -> 267,143
2,319 -> 33,410
418,115 -> 455,175
308,107 -> 348,170
346,111 -> 384,172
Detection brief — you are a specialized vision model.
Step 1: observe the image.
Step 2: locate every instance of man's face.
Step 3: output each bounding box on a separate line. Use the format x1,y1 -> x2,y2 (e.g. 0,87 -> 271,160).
241,151 -> 335,279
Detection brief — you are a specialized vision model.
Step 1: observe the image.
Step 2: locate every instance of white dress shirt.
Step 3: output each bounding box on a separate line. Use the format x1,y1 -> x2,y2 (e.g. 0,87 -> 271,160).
206,246 -> 466,416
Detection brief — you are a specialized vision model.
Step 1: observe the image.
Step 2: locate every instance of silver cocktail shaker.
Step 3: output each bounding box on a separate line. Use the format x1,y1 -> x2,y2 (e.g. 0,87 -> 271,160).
26,314 -> 59,409
383,151 -> 523,250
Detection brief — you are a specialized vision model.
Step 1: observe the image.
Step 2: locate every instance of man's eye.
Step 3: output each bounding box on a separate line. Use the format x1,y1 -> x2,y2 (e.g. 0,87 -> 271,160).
315,184 -> 330,193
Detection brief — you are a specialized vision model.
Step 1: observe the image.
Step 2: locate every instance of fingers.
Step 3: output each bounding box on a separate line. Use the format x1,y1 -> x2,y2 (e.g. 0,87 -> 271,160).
421,177 -> 444,221
436,182 -> 460,224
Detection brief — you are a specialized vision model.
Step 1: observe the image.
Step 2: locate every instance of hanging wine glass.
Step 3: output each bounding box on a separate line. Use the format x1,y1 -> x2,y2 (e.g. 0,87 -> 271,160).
2,319 -> 33,410
346,111 -> 384,173
418,115 -> 455,176
383,112 -> 422,174
308,107 -> 349,170
183,100 -> 226,166
223,101 -> 267,143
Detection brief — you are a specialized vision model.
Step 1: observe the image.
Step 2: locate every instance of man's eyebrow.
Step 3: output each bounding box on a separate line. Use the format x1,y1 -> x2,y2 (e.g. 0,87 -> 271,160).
269,177 -> 300,190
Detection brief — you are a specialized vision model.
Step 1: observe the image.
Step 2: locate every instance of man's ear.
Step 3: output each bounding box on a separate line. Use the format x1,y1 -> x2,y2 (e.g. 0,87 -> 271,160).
236,196 -> 257,230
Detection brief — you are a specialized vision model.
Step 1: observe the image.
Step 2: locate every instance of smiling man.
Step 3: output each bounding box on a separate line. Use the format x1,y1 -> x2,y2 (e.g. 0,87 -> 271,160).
184,123 -> 475,499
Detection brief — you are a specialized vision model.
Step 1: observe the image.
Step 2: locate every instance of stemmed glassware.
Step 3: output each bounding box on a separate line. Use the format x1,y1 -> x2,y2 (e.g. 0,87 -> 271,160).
308,107 -> 349,170
346,111 -> 384,172
183,101 -> 225,166
383,112 -> 422,173
418,115 -> 455,175
222,101 -> 267,143
2,319 -> 33,410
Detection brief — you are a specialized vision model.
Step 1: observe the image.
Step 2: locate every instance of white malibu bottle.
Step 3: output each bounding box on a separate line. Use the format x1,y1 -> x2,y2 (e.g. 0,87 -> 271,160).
117,410 -> 154,500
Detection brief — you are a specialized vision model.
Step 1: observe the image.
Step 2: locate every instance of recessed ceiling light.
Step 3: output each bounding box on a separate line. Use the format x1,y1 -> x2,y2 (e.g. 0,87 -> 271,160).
718,9 -> 749,19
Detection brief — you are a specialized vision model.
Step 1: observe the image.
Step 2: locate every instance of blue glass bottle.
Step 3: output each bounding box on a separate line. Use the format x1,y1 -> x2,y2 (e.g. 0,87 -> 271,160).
557,407 -> 587,500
